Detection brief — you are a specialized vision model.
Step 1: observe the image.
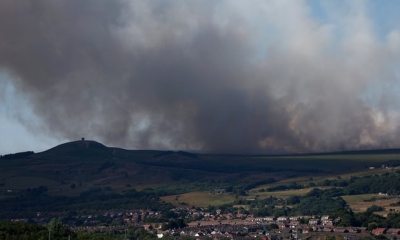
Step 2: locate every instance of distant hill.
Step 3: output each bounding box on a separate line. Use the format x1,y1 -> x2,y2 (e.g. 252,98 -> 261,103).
2,139 -> 400,197
0,151 -> 35,160
295,148 -> 400,156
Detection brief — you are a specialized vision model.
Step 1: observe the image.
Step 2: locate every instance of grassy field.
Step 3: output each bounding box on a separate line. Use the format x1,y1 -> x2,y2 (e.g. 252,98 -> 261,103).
342,194 -> 382,203
161,191 -> 236,207
342,194 -> 400,215
246,187 -> 319,199
249,167 -> 395,194
161,189 -> 400,214
162,187 -> 324,207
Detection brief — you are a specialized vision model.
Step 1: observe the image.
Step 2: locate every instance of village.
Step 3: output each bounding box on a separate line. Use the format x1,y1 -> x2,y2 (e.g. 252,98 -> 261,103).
142,208 -> 394,239
10,206 -> 400,239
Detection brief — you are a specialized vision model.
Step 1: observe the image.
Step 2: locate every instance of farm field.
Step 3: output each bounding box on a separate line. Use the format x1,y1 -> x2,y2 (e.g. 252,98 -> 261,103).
162,187 -> 328,207
342,194 -> 400,215
161,191 -> 235,207
247,187 -> 324,199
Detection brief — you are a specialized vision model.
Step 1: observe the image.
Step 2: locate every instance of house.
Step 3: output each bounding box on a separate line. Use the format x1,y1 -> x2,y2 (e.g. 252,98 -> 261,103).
263,217 -> 275,222
386,228 -> 400,235
322,227 -> 333,232
278,223 -> 287,230
188,222 -> 200,227
195,232 -> 205,237
211,189 -> 226,194
372,228 -> 387,235
310,225 -> 318,231
290,221 -> 300,228
348,227 -> 360,233
277,216 -> 288,222
334,227 -> 349,233
308,219 -> 320,225
324,220 -> 334,227
321,215 -> 330,225
321,215 -> 330,221
224,213 -> 234,220
298,224 -> 310,231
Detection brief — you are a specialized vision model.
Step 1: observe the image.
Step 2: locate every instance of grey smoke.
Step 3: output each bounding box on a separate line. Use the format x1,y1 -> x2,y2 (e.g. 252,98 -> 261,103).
1,0 -> 400,153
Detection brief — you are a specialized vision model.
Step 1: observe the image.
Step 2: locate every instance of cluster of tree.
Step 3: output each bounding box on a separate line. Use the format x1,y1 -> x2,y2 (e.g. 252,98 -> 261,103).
332,207 -> 400,230
0,187 -> 174,221
263,182 -> 303,192
260,172 -> 400,196
0,221 -> 48,240
252,188 -> 346,216
291,188 -> 346,215
241,172 -> 400,217
344,173 -> 400,195
212,188 -> 400,230
161,219 -> 186,231
0,219 -> 101,240
315,173 -> 400,196
147,179 -> 232,196
0,220 -> 163,240
145,178 -> 275,197
238,178 -> 276,192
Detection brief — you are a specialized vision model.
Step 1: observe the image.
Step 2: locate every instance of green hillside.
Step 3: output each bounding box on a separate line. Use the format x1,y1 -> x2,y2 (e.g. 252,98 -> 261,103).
2,140 -> 400,220
1,140 -> 400,198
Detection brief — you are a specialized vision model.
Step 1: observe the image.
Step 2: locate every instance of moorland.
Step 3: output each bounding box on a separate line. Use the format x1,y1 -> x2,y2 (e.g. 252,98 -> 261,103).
2,139 -> 400,239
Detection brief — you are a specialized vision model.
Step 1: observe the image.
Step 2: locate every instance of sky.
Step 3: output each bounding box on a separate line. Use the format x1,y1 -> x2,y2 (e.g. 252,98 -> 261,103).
1,0 -> 400,155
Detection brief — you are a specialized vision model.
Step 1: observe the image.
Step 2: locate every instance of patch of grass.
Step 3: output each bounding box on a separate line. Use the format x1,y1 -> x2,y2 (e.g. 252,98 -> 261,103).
342,194 -> 400,214
249,167 -> 395,194
341,194 -> 381,203
161,191 -> 235,207
247,187 -> 324,199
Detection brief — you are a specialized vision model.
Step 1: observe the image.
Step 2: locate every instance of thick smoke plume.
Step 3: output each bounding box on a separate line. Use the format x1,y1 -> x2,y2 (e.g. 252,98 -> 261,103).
1,0 -> 400,153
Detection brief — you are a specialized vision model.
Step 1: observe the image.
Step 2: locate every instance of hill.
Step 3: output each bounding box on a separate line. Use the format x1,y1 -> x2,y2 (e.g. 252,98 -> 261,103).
2,140 -> 400,221
1,139 -> 400,198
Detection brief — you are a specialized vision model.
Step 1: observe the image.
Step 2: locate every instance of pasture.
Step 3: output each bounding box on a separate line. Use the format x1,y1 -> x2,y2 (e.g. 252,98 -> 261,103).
342,194 -> 400,215
247,187 -> 318,199
161,191 -> 235,207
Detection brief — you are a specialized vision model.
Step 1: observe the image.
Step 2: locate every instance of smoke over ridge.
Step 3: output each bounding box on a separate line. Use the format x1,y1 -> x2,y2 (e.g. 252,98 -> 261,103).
1,0 -> 400,153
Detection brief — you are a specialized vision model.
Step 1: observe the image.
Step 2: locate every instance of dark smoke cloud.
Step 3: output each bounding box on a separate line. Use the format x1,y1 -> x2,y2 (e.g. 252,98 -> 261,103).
1,0 -> 400,153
